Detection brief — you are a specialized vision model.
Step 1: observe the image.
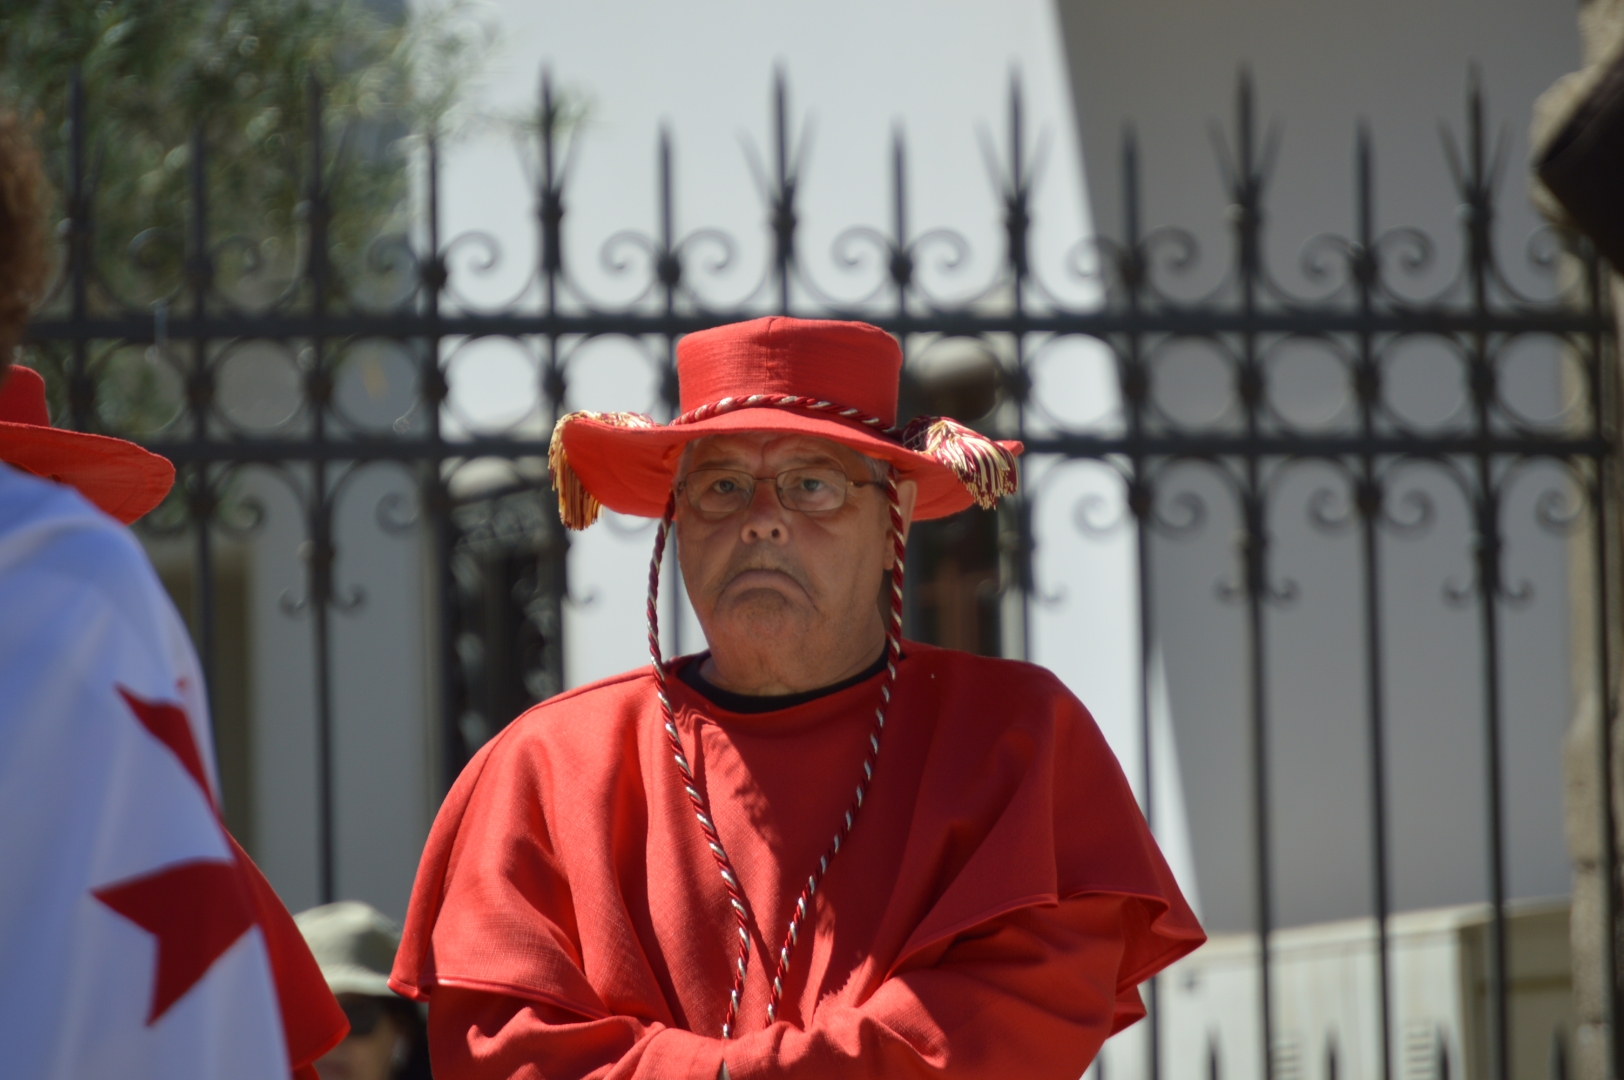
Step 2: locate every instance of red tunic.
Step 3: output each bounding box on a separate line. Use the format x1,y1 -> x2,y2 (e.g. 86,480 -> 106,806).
392,643 -> 1203,1079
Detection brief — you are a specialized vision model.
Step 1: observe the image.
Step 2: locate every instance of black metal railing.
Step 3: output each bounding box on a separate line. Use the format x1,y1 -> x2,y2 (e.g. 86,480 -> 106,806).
19,63 -> 1618,1080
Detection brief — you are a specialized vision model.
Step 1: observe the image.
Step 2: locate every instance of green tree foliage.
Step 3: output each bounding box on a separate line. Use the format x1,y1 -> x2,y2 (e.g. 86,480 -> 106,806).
4,0 -> 480,310
1,0 -> 485,429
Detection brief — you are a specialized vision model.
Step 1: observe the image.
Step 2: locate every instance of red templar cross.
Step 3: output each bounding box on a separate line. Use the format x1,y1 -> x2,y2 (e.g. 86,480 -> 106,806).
91,687 -> 259,1024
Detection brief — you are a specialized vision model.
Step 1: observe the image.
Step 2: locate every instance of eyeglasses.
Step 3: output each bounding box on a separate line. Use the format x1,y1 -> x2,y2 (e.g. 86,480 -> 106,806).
677,466 -> 881,518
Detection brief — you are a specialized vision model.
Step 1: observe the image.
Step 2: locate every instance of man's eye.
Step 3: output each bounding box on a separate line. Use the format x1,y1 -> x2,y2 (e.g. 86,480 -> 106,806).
795,477 -> 827,493
710,478 -> 743,495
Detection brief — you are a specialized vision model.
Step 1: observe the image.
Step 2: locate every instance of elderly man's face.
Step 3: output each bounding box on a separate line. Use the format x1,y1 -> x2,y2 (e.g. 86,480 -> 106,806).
673,432 -> 916,692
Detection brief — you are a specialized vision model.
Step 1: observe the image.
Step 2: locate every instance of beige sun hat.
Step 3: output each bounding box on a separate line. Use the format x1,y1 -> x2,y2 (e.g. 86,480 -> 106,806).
294,901 -> 402,998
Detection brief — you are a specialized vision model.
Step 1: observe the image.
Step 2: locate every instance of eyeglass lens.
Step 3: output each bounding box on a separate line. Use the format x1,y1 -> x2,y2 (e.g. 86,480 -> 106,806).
683,467 -> 854,516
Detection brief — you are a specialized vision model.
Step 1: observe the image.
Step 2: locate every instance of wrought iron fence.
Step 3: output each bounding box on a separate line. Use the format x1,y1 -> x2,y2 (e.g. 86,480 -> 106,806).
18,62 -> 1620,1080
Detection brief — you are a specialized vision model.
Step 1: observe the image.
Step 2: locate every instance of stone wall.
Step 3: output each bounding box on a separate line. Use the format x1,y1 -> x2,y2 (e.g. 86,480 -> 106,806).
1538,3 -> 1624,1076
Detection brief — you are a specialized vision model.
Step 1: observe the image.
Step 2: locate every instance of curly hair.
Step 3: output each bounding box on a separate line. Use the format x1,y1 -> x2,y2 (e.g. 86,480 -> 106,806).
0,110 -> 53,371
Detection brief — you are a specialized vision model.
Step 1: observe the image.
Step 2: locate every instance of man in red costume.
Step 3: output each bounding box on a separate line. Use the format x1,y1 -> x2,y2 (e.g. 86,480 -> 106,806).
392,317 -> 1204,1079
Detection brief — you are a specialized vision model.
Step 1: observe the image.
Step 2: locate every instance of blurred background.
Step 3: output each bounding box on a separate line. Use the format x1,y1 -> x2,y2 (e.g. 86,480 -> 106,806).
6,0 -> 1619,1078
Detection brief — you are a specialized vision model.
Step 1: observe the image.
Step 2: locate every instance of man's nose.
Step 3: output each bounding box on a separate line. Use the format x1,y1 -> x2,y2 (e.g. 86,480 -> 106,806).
739,481 -> 789,544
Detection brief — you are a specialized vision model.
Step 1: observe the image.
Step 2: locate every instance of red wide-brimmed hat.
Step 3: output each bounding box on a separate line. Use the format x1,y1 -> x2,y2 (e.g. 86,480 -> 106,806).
549,317 -> 1023,527
0,365 -> 175,524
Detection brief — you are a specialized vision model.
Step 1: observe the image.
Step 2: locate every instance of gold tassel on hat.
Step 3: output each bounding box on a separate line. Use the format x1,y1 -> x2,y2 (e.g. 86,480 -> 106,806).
901,416 -> 1020,510
548,410 -> 657,529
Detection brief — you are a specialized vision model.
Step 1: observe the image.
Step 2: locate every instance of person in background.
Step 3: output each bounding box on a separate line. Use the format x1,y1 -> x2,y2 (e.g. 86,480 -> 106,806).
0,108 -> 347,1078
298,902 -> 433,1080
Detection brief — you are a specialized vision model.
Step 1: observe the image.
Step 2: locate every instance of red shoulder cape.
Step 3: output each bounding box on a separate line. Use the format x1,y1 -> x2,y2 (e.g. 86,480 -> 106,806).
392,643 -> 1203,1038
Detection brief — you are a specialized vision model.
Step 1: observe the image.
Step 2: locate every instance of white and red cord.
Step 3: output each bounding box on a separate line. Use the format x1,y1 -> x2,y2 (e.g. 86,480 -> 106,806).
669,394 -> 899,437
645,476 -> 908,1038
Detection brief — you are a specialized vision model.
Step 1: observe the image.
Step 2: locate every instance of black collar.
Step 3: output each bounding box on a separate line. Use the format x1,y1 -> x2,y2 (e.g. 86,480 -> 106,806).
677,650 -> 890,714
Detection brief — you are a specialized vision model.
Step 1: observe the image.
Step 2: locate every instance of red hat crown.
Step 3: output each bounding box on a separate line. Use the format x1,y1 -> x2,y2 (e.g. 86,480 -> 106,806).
0,365 -> 51,426
676,317 -> 902,427
547,317 -> 1020,529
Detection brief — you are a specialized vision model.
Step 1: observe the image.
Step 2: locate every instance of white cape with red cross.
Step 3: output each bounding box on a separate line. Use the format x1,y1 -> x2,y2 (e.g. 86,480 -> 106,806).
0,465 -> 291,1079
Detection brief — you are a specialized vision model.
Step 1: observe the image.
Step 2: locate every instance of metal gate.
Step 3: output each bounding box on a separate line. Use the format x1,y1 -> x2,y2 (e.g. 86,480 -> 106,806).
20,67 -> 1619,1080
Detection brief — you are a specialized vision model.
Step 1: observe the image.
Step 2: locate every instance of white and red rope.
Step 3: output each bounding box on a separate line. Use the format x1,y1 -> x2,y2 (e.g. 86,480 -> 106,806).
644,476 -> 908,1038
669,394 -> 900,437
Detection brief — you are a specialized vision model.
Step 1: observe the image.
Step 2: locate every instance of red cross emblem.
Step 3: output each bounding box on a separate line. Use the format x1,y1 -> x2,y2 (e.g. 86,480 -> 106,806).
91,687 -> 259,1024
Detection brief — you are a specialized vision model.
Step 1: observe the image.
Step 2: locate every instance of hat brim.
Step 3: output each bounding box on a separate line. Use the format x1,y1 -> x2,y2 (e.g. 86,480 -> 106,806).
559,408 -> 1021,522
0,423 -> 175,525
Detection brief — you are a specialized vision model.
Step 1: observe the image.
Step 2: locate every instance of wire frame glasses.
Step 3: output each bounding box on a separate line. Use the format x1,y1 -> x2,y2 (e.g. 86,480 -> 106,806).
677,466 -> 881,518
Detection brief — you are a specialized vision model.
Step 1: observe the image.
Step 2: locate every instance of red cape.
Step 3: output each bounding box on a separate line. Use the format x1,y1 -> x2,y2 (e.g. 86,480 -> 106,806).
234,834 -> 350,1080
393,643 -> 1202,1074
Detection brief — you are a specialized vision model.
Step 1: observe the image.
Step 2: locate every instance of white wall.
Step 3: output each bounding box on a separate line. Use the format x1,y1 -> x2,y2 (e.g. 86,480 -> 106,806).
1053,0 -> 1582,937
242,357 -> 432,921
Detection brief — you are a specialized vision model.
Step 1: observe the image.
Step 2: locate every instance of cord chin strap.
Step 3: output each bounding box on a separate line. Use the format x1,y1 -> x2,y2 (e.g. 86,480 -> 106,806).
644,475 -> 908,1038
